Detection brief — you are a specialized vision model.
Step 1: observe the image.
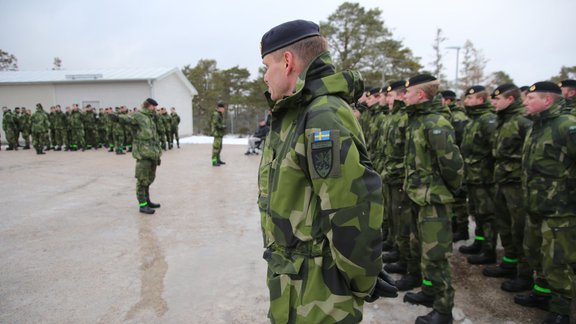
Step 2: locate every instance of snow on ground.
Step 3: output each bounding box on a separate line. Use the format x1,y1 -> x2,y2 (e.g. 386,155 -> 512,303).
180,135 -> 249,145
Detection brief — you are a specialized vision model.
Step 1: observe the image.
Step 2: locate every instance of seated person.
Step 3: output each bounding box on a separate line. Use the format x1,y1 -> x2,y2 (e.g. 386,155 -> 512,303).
245,119 -> 269,155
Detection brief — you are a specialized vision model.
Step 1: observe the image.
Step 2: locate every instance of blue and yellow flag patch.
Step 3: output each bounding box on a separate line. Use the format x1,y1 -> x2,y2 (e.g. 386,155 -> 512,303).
313,130 -> 331,142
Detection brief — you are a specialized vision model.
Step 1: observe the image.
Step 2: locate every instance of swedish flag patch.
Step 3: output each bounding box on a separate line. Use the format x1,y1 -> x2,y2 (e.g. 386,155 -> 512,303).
313,130 -> 331,142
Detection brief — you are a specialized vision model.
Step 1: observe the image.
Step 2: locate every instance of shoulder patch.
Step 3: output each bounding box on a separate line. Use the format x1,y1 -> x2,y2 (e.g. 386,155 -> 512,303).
307,129 -> 341,179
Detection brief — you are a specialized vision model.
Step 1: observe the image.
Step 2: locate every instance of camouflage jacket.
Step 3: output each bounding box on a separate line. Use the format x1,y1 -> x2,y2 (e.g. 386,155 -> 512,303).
2,111 -> 17,131
118,107 -> 162,161
461,103 -> 497,185
381,100 -> 407,185
69,110 -> 84,130
447,104 -> 469,147
368,104 -> 389,173
19,113 -> 31,132
404,99 -> 464,206
522,101 -> 576,218
83,111 -> 97,129
170,112 -> 181,129
259,52 -> 383,298
31,109 -> 50,133
210,109 -> 225,137
161,114 -> 172,133
493,100 -> 532,184
52,111 -> 67,130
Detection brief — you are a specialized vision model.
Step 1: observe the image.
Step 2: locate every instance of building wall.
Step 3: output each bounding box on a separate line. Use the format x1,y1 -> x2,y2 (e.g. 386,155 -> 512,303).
154,73 -> 193,136
54,82 -> 150,109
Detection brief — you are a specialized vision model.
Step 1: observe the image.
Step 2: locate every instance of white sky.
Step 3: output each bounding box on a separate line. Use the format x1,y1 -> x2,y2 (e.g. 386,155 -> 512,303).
1,0 -> 574,87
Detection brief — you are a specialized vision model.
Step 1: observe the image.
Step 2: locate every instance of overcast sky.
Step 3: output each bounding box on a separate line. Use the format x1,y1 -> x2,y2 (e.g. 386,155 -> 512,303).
1,0 -> 574,87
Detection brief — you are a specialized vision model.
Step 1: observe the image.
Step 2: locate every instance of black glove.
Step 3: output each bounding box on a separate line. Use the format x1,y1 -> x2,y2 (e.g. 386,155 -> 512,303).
157,159 -> 161,166
364,270 -> 398,302
109,114 -> 119,122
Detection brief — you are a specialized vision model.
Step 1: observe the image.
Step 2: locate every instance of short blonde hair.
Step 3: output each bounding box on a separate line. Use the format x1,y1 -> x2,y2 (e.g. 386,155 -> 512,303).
271,36 -> 328,70
413,81 -> 440,100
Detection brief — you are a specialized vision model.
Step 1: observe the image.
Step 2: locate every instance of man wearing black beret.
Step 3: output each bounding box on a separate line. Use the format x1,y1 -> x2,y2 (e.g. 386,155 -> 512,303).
459,85 -> 499,266
258,19 -> 397,323
558,79 -> 576,114
400,74 -> 464,324
519,81 -> 576,324
110,98 -> 162,214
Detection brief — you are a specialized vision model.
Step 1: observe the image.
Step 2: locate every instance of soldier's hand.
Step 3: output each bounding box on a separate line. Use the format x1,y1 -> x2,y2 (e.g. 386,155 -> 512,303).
364,270 -> 398,303
157,159 -> 161,166
109,114 -> 119,122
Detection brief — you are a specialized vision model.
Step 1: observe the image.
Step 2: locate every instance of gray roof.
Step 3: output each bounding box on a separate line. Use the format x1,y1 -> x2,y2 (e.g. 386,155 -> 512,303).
0,67 -> 197,95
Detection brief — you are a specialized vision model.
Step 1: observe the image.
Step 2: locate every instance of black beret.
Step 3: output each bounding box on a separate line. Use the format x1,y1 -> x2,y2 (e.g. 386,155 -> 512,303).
492,83 -> 518,97
519,86 -> 530,92
260,20 -> 321,58
146,98 -> 158,106
386,80 -> 406,93
528,81 -> 561,95
440,90 -> 457,99
559,79 -> 576,88
405,74 -> 437,88
217,100 -> 225,107
465,85 -> 486,95
36,103 -> 43,109
368,87 -> 381,96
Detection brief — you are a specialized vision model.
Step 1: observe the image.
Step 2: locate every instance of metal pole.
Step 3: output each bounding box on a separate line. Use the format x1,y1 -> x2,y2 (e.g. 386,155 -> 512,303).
447,46 -> 461,96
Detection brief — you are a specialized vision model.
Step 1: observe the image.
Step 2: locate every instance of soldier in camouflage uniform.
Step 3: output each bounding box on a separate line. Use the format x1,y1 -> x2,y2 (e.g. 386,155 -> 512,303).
519,82 -> 576,324
170,107 -> 181,148
20,108 -> 32,149
480,84 -> 534,292
558,79 -> 576,115
83,105 -> 98,149
69,104 -> 85,151
13,107 -> 22,147
161,108 -> 172,149
124,107 -> 134,152
155,107 -> 167,151
258,20 -> 397,324
355,88 -> 370,132
97,108 -> 107,149
51,105 -> 67,151
441,90 -> 470,242
459,86 -> 498,265
380,81 -> 412,276
31,104 -> 50,155
399,74 -> 464,324
210,101 -> 226,166
110,98 -> 162,215
2,107 -> 18,150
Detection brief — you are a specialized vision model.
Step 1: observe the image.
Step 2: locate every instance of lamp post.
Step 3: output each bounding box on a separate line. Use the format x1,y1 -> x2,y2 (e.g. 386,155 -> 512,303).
446,46 -> 461,96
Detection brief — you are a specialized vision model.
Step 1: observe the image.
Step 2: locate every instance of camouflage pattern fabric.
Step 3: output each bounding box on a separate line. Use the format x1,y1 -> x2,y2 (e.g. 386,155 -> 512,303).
52,111 -> 67,148
170,112 -> 180,144
2,111 -> 18,148
492,99 -> 532,269
523,217 -> 549,292
135,159 -> 157,204
83,110 -> 98,149
112,112 -> 125,151
259,52 -> 383,323
447,103 -> 470,234
19,112 -> 31,147
69,110 -> 85,149
522,100 -> 576,316
97,113 -> 108,147
161,113 -> 172,147
31,109 -> 50,150
367,104 -> 388,173
461,102 -> 497,251
210,109 -> 225,163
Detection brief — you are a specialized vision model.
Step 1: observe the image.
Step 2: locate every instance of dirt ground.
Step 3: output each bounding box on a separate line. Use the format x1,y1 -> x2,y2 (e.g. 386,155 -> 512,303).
0,143 -> 545,323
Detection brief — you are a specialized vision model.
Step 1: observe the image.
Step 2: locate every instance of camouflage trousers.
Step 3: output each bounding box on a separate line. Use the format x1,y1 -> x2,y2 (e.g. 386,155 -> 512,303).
31,130 -> 48,150
409,202 -> 454,314
387,183 -> 413,269
84,127 -> 98,148
70,128 -> 85,149
53,128 -> 66,147
468,184 -> 496,255
541,216 -> 576,316
381,183 -> 391,241
171,127 -> 179,145
265,251 -> 365,324
212,136 -> 223,164
523,216 -> 550,296
158,131 -> 166,149
135,159 -> 157,205
21,130 -> 30,147
494,183 -> 530,276
452,186 -> 469,233
4,129 -> 17,148
113,128 -> 124,151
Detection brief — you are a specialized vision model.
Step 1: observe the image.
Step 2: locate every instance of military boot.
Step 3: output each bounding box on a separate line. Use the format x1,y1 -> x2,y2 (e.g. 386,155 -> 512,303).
514,292 -> 550,310
382,249 -> 400,263
395,273 -> 422,291
458,240 -> 482,254
382,239 -> 395,252
116,149 -> 125,155
384,261 -> 407,274
218,160 -> 226,165
452,226 -> 469,242
23,145 -> 30,150
542,312 -> 569,324
482,261 -> 517,278
415,310 -> 453,324
404,291 -> 435,308
139,205 -> 155,214
6,146 -> 14,151
501,276 -> 533,292
467,252 -> 496,265
145,189 -> 161,208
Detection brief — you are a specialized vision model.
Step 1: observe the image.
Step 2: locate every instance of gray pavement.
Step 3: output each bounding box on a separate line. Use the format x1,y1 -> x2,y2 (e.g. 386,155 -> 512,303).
0,144 -> 542,323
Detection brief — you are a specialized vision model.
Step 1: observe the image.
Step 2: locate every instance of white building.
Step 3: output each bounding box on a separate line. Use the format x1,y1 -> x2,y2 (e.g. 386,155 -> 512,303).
0,67 -> 197,140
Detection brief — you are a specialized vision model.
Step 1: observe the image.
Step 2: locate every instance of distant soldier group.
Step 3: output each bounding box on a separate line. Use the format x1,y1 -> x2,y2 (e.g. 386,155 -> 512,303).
355,77 -> 576,324
2,104 -> 181,154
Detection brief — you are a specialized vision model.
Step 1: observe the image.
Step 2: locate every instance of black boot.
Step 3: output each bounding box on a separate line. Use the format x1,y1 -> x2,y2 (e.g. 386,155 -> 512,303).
23,145 -> 30,150
501,276 -> 533,292
381,239 -> 395,252
404,291 -> 435,308
467,252 -> 497,265
459,240 -> 482,254
218,160 -> 226,165
382,249 -> 400,263
542,312 -> 569,324
395,274 -> 422,291
384,261 -> 407,274
452,227 -> 469,242
415,310 -> 453,324
139,205 -> 155,214
514,292 -> 550,311
482,262 -> 517,278
116,149 -> 125,155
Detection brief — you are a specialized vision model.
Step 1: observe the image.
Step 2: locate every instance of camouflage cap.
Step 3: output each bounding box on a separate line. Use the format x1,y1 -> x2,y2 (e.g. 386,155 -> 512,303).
260,20 -> 320,58
558,79 -> 576,88
528,81 -> 561,95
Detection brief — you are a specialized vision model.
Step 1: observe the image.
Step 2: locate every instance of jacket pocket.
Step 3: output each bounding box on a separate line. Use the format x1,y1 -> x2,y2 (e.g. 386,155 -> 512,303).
552,225 -> 576,265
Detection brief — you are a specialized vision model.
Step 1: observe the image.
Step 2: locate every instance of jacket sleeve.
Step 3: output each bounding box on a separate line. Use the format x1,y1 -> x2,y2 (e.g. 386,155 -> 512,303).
305,107 -> 383,298
427,119 -> 464,192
